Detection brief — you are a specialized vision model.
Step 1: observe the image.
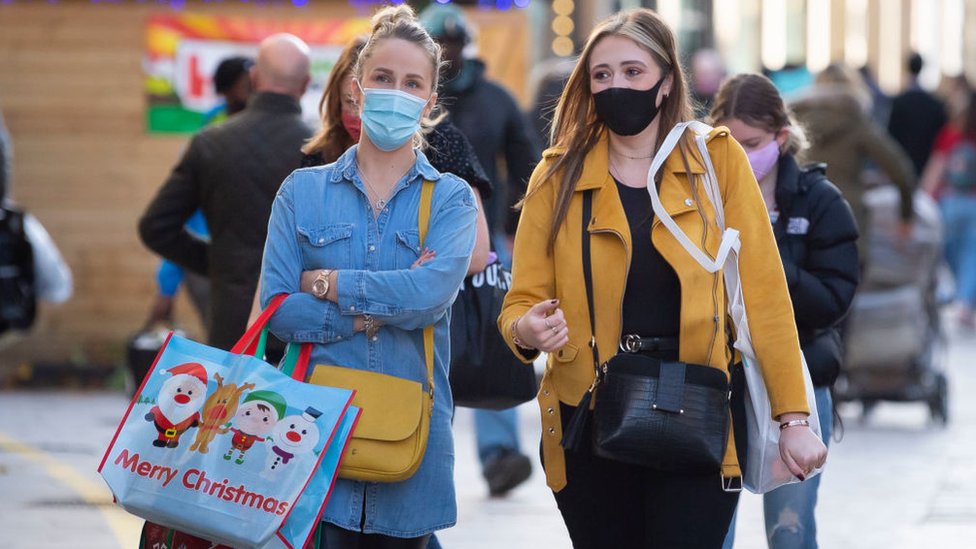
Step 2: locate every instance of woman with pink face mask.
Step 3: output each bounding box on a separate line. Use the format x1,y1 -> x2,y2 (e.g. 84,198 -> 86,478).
711,73 -> 860,549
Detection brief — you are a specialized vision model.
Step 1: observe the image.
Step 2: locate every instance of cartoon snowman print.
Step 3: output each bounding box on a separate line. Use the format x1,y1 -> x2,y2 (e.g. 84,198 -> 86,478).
264,407 -> 323,477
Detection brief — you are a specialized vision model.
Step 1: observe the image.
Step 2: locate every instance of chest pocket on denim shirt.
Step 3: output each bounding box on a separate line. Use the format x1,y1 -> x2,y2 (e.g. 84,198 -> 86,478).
298,223 -> 354,269
394,229 -> 422,270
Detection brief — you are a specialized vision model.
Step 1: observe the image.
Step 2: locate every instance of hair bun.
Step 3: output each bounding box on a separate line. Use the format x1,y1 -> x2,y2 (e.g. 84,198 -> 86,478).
371,4 -> 417,33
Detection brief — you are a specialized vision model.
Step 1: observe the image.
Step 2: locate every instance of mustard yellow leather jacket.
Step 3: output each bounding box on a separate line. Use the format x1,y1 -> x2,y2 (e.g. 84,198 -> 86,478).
498,127 -> 810,491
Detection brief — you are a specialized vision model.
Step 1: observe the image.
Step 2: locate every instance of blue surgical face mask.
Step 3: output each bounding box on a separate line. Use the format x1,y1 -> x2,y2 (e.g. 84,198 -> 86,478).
358,85 -> 430,152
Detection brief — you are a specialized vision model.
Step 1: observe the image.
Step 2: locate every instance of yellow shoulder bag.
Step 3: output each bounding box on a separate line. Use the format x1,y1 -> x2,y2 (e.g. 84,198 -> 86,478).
307,180 -> 436,483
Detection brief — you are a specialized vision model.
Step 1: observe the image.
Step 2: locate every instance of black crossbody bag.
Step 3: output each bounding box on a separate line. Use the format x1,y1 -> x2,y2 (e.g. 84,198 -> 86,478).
560,189 -> 731,473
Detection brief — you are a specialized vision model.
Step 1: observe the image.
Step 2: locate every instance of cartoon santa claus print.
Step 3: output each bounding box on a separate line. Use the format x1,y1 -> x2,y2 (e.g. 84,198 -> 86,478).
263,407 -> 323,477
145,362 -> 209,448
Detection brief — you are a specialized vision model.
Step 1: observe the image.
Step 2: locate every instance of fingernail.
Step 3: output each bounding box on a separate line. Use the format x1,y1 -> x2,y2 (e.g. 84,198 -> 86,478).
798,474 -> 805,481
551,299 -> 559,304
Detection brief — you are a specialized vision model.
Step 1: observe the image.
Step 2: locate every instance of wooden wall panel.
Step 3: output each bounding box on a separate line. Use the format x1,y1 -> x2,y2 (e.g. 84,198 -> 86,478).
0,1 -> 532,376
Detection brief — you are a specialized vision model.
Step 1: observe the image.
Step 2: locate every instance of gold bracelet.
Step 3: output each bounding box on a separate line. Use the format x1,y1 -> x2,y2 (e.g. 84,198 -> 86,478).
511,316 -> 533,350
363,314 -> 379,339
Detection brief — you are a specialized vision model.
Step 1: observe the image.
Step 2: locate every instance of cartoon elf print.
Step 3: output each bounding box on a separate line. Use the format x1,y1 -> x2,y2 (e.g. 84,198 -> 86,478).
145,362 -> 209,448
220,390 -> 286,465
264,407 -> 323,477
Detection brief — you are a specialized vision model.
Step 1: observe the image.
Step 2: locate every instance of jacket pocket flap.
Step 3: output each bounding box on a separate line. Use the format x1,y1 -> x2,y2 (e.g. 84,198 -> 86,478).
298,224 -> 353,247
554,343 -> 579,363
308,364 -> 424,441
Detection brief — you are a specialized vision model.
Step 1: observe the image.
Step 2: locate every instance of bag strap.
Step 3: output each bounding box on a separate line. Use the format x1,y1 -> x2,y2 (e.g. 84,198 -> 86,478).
418,180 -> 436,397
646,121 -> 740,274
231,293 -> 288,355
581,189 -> 600,377
560,189 -> 599,452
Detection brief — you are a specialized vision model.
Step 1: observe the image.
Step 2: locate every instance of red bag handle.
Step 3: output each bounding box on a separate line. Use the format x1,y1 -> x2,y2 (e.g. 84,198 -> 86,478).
230,294 -> 288,355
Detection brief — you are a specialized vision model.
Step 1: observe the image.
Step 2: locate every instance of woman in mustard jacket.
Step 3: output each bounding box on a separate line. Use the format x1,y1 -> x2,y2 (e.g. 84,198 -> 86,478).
498,9 -> 826,548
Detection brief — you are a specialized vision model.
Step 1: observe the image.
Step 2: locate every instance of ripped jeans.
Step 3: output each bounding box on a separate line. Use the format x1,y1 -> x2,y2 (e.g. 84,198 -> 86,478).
723,387 -> 833,549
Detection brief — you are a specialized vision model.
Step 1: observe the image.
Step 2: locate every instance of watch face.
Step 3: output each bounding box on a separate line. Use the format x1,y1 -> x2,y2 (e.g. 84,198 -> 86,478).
312,279 -> 327,297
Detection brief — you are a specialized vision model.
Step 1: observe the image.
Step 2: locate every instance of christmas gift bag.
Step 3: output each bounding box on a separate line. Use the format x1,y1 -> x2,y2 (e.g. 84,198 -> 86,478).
100,295 -> 356,549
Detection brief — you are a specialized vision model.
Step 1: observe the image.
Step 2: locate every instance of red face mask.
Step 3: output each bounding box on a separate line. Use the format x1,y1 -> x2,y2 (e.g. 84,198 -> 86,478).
341,111 -> 362,142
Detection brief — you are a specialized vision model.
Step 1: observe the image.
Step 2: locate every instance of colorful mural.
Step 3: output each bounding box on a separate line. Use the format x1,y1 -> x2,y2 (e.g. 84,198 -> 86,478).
145,13 -> 371,133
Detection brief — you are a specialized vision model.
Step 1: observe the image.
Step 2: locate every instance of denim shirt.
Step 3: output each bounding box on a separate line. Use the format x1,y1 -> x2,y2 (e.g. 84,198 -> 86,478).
260,145 -> 477,537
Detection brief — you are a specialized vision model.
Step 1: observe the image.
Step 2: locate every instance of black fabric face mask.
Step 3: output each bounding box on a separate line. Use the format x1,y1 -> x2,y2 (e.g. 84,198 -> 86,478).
593,74 -> 668,136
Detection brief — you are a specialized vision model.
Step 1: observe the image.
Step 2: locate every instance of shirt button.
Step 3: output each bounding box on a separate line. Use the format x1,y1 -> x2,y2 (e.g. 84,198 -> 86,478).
684,198 -> 694,206
318,238 -> 325,244
371,336 -> 378,342
349,306 -> 356,312
336,336 -> 343,341
369,245 -> 376,252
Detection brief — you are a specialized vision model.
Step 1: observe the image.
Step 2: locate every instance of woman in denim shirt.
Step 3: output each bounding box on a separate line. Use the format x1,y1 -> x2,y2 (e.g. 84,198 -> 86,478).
259,5 -> 477,547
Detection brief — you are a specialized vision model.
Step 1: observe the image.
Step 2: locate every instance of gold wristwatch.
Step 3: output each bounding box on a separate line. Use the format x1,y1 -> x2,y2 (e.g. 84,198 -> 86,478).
310,269 -> 333,300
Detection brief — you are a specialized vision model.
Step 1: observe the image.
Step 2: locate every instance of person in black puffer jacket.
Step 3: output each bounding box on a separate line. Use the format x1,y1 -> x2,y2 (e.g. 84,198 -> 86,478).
711,73 -> 860,549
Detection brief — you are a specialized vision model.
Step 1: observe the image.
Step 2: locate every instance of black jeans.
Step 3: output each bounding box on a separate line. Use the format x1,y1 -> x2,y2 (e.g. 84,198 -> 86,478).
318,523 -> 430,549
549,360 -> 747,549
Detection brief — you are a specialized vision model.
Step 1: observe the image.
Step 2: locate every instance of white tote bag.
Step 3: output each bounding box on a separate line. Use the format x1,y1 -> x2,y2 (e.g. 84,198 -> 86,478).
645,121 -> 822,494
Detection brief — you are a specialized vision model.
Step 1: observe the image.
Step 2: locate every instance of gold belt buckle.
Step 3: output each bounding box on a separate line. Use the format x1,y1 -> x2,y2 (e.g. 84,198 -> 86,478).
164,428 -> 178,439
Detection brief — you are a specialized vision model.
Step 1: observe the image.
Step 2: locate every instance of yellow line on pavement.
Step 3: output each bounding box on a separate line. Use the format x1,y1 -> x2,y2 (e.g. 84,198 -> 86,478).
0,432 -> 142,548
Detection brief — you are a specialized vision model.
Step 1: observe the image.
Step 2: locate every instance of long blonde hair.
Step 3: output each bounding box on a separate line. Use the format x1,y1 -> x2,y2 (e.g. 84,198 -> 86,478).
537,8 -> 695,251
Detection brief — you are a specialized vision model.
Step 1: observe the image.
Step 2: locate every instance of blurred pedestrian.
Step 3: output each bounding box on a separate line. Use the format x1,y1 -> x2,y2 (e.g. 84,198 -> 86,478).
202,56 -> 254,125
689,48 -> 727,119
143,57 -> 252,332
920,91 -> 976,328
791,63 -> 915,268
499,9 -> 826,548
527,57 -> 574,149
139,33 -> 312,351
888,53 -> 947,176
260,6 -> 477,546
420,2 -> 540,498
0,108 -> 72,345
711,73 -> 859,549
857,65 -> 892,127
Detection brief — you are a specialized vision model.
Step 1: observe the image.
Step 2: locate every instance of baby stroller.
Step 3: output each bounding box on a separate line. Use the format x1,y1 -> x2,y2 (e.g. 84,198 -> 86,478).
834,185 -> 950,424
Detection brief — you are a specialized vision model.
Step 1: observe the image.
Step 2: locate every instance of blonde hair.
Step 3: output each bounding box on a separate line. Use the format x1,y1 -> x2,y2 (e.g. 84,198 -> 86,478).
353,4 -> 446,148
536,8 -> 695,251
709,73 -> 808,157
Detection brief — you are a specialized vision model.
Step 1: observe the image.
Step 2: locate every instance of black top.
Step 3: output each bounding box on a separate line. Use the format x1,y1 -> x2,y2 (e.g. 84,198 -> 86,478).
301,120 -> 493,201
614,179 -> 681,338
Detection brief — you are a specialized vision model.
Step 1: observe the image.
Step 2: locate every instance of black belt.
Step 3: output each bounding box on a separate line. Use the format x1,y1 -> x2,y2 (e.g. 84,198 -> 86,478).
619,335 -> 680,354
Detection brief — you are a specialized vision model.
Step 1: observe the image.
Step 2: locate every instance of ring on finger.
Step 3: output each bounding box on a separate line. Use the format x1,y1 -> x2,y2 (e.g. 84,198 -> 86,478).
551,325 -> 559,335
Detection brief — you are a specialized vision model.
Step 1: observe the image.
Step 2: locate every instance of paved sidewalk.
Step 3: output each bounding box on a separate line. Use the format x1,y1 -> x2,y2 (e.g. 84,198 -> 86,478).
3,327 -> 976,548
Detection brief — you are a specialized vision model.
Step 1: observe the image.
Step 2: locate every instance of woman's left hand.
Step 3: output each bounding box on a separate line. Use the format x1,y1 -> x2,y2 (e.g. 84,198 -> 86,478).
778,423 -> 828,481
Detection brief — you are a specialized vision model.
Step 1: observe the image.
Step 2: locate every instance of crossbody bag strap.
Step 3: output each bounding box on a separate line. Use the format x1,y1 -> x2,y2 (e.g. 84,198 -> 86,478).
580,189 -> 600,373
561,188 -> 599,451
418,180 -> 436,397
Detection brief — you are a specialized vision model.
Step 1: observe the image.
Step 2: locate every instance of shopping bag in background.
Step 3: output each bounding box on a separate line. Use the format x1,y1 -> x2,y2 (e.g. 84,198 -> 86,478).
99,295 -> 356,549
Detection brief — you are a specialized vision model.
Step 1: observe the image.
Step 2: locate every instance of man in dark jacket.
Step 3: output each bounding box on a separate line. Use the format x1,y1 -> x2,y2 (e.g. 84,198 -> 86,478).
139,34 -> 312,351
421,4 -> 541,499
888,53 -> 948,176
